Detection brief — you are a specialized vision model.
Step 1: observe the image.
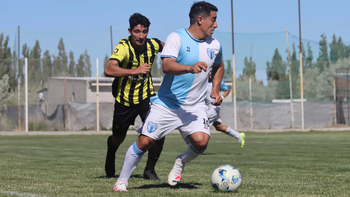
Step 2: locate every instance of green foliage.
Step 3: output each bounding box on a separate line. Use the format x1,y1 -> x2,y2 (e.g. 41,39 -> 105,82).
224,59 -> 232,79
242,56 -> 256,79
76,54 -> 85,77
266,48 -> 287,82
0,74 -> 9,118
29,40 -> 42,86
316,34 -> 330,72
42,50 -> 52,84
84,50 -> 92,77
68,51 -> 75,77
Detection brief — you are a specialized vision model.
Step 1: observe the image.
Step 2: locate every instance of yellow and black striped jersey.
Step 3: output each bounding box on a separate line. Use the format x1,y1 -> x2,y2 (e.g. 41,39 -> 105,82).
109,37 -> 163,106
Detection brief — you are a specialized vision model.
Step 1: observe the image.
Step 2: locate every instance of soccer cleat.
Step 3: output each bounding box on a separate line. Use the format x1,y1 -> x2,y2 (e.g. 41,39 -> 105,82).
105,136 -> 116,177
144,169 -> 161,181
239,133 -> 245,149
168,157 -> 185,186
113,181 -> 128,192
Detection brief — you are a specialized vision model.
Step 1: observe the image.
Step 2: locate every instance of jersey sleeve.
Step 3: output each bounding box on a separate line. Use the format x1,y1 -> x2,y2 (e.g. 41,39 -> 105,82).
219,80 -> 228,91
152,38 -> 163,52
109,41 -> 127,64
161,32 -> 181,60
213,44 -> 223,66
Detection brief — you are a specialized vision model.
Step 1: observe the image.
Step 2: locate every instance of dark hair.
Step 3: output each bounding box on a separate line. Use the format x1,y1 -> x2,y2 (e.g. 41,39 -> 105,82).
189,1 -> 218,25
129,13 -> 151,30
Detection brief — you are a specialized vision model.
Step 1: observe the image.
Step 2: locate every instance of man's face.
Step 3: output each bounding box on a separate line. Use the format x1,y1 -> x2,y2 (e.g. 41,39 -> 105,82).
128,24 -> 149,47
201,11 -> 218,39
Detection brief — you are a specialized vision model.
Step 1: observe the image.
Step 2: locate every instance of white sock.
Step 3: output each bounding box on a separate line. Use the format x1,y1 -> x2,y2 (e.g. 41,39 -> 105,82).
179,143 -> 206,164
225,127 -> 241,139
117,142 -> 145,182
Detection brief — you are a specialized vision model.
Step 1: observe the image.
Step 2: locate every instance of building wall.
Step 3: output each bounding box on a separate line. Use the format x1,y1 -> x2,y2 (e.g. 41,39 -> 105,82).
87,84 -> 114,103
47,78 -> 87,114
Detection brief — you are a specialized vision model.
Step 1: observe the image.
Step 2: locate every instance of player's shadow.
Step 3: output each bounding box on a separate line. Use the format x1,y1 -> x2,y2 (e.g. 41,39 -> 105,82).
132,182 -> 202,190
97,174 -> 143,179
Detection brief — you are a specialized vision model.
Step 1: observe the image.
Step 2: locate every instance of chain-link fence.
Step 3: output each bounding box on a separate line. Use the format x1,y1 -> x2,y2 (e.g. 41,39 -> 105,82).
1,29 -> 350,131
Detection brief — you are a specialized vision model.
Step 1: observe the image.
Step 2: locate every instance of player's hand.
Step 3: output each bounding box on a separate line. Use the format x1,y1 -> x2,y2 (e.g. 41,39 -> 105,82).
190,62 -> 207,74
211,93 -> 223,106
134,63 -> 149,75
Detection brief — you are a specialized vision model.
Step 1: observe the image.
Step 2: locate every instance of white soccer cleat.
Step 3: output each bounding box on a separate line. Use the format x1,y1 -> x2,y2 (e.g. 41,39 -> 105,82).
168,157 -> 185,186
113,181 -> 128,192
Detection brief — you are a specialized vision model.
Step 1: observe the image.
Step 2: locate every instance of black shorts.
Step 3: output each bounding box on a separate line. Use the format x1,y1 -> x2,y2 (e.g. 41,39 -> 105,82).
112,97 -> 150,137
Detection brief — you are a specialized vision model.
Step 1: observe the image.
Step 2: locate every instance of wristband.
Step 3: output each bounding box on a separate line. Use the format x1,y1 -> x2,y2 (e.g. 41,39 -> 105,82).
220,95 -> 224,100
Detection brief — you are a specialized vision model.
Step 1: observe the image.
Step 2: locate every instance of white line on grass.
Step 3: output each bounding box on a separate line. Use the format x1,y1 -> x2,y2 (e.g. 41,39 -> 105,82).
212,140 -> 350,145
0,190 -> 48,197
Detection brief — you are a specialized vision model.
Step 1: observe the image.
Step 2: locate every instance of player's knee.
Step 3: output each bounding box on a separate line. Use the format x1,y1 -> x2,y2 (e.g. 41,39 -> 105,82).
112,135 -> 126,146
137,135 -> 156,152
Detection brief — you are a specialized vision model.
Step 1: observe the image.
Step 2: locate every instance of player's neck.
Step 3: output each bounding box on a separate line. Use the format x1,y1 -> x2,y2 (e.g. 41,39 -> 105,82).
187,26 -> 205,41
132,43 -> 146,53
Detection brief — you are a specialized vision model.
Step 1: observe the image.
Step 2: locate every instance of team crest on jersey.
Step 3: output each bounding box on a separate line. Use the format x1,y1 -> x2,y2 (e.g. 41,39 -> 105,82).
147,121 -> 158,133
206,48 -> 215,60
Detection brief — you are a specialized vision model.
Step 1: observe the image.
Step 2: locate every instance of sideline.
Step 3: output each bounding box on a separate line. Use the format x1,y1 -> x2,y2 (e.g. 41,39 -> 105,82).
1,127 -> 349,136
0,190 -> 48,197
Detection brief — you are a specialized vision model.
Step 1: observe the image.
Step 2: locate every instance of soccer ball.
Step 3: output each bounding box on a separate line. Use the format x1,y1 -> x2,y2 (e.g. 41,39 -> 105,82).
210,164 -> 242,192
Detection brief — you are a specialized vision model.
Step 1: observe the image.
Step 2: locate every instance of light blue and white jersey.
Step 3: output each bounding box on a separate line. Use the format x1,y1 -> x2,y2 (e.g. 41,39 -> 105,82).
206,81 -> 228,105
151,29 -> 222,109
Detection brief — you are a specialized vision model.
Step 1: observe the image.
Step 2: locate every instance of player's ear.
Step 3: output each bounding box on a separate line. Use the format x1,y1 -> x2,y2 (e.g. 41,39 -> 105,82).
128,28 -> 131,34
197,16 -> 204,26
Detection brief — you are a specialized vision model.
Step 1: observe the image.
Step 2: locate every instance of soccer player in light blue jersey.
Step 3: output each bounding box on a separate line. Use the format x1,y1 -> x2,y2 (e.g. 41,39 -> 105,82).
206,69 -> 245,148
113,1 -> 224,191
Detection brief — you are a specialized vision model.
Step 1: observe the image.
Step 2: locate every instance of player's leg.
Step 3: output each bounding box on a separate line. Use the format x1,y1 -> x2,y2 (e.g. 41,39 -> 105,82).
213,121 -> 245,148
139,98 -> 165,181
168,132 -> 210,186
168,106 -> 210,186
114,103 -> 179,191
144,137 -> 165,180
105,101 -> 136,177
114,135 -> 156,192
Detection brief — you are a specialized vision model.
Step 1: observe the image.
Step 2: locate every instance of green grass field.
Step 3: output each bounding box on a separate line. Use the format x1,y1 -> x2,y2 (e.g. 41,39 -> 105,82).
1,131 -> 350,197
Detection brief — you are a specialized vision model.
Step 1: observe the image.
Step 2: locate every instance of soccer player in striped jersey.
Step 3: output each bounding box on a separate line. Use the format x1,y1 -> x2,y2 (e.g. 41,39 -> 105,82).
104,13 -> 165,181
113,1 -> 224,192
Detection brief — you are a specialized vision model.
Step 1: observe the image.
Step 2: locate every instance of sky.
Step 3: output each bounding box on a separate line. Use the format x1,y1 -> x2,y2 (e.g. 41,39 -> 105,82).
1,0 -> 350,83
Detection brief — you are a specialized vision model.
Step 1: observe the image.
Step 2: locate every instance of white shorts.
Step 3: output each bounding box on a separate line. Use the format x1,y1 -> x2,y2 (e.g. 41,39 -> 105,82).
207,104 -> 221,126
140,103 -> 210,140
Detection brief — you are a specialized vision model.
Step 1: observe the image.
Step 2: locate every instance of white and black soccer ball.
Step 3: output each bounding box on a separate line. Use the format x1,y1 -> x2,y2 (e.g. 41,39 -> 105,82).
210,164 -> 242,192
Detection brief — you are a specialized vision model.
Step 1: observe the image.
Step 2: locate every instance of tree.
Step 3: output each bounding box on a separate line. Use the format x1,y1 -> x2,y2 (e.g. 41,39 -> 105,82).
316,33 -> 329,72
29,40 -> 42,86
68,51 -> 75,77
0,33 -> 15,91
329,34 -> 345,63
225,59 -> 232,79
53,38 -> 68,75
0,74 -> 9,118
84,50 -> 91,77
266,48 -> 287,82
290,43 -> 299,78
305,42 -> 314,70
76,54 -> 85,77
242,56 -> 256,79
0,33 -> 12,83
42,50 -> 52,84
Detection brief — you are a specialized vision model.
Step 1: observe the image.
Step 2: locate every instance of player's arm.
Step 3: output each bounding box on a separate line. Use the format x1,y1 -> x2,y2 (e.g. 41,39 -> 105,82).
222,88 -> 230,98
162,57 -> 207,75
210,61 -> 224,106
104,60 -> 149,77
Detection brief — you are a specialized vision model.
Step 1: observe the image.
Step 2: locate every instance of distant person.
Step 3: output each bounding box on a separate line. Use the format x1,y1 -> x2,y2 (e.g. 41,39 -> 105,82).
206,69 -> 245,148
113,1 -> 224,192
104,13 -> 165,181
